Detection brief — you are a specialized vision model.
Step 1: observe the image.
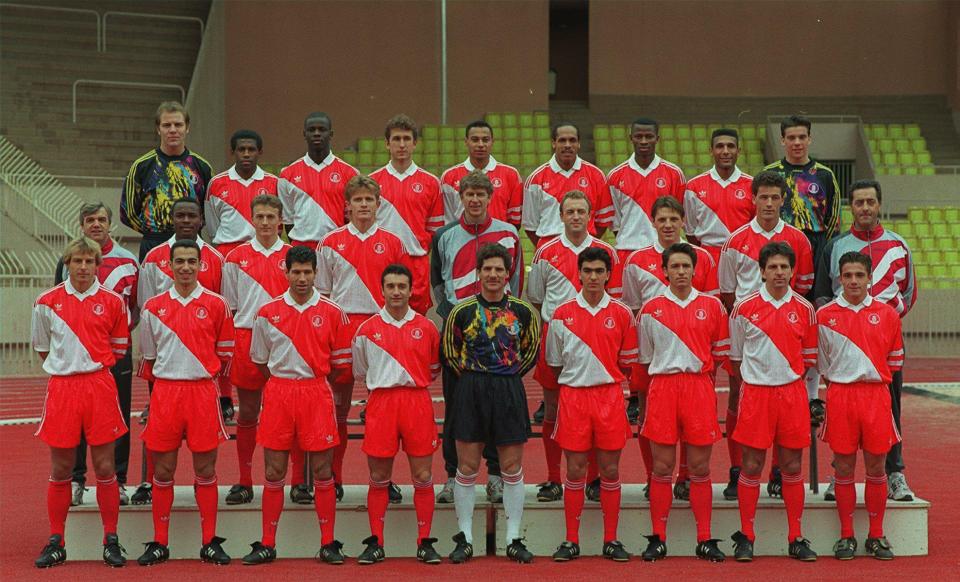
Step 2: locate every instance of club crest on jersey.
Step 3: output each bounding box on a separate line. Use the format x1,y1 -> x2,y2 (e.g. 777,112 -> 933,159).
373,242 -> 386,254
258,187 -> 269,196
195,307 -> 208,320
735,189 -> 746,199
92,303 -> 104,316
277,259 -> 286,270
604,317 -> 616,329
330,172 -> 341,183
411,327 -> 423,340
312,315 -> 324,328
200,260 -> 209,272
656,177 -> 667,188
808,183 -> 820,194
788,311 -> 799,323
578,177 -> 589,188
868,314 -> 881,325
492,177 -> 503,188
695,308 -> 707,320
412,182 -> 423,193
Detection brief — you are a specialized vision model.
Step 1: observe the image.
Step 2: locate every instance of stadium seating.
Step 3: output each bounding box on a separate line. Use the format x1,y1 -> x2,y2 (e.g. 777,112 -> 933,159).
866,123 -> 935,175
893,206 -> 960,289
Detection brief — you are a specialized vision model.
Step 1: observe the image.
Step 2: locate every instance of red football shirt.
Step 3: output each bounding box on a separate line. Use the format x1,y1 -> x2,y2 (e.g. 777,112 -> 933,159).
622,242 -> 718,311
683,166 -> 754,252
352,308 -> 441,390
637,288 -> 730,375
526,234 -> 621,321
608,155 -> 686,251
221,238 -> 291,329
719,218 -> 814,301
138,236 -> 223,308
817,294 -> 904,385
316,224 -> 409,315
522,156 -> 612,239
205,165 -> 279,245
370,162 -> 444,256
278,152 -> 358,243
441,156 -> 524,226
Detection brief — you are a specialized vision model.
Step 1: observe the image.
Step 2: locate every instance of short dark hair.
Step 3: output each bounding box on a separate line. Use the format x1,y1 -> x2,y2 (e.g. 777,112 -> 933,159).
285,245 -> 317,270
631,117 -> 659,134
230,129 -> 262,150
171,197 -> 202,214
466,120 -> 493,138
758,241 -> 796,269
381,263 -> 413,287
170,238 -> 200,261
780,115 -> 811,137
304,111 -> 332,129
251,194 -> 282,215
578,246 -> 611,271
661,242 -> 697,270
752,171 -> 787,197
711,128 -> 739,144
848,179 -> 882,204
476,243 -> 512,272
551,122 -> 579,140
385,114 -> 418,141
839,251 -> 872,274
651,196 -> 684,219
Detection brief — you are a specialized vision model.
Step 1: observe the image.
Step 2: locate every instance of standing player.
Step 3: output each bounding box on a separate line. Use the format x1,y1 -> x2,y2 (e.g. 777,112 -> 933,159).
607,118 -> 686,264
718,171 -> 815,498
683,128 -> 755,264
205,129 -> 279,257
814,180 -> 917,502
441,120 -> 524,227
728,242 -> 818,562
239,246 -> 352,566
526,190 -> 620,502
32,237 -> 130,568
443,244 -> 540,564
546,247 -> 636,562
316,175 -> 409,505
637,242 -> 730,563
522,123 -> 611,246
278,112 -> 358,248
370,115 -> 445,314
352,264 -> 443,565
431,170 -> 523,504
136,239 -> 234,566
53,203 -> 139,507
221,195 -> 291,505
817,252 -> 902,561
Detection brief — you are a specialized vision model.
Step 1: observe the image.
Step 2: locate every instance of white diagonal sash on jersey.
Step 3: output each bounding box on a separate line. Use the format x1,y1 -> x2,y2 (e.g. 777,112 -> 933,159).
551,321 -> 617,386
357,336 -> 418,389
540,262 -> 578,321
739,317 -> 801,384
376,197 -> 427,255
818,325 -> 884,383
260,316 -> 316,379
102,262 -> 137,296
325,250 -> 380,314
285,181 -> 337,241
144,311 -> 211,379
40,305 -> 102,375
643,314 -> 705,374
611,188 -> 657,250
233,266 -> 275,328
684,191 -> 727,247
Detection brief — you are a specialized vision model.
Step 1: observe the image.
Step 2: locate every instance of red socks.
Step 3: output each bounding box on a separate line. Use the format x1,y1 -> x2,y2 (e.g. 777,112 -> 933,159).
689,474 -> 712,542
737,472 -> 760,541
236,420 -> 258,487
781,471 -> 805,540
865,473 -> 888,538
333,417 -> 349,485
542,420 -> 562,483
649,474 -> 673,539
261,479 -> 285,547
290,443 -> 305,486
46,478 -> 71,540
563,478 -> 585,544
835,475 -> 857,539
367,478 -> 390,544
413,478 -> 434,544
638,435 -> 653,482
725,410 -> 742,467
194,475 -> 218,545
600,478 -> 622,543
314,478 -> 336,545
95,474 -> 120,541
152,478 -> 174,545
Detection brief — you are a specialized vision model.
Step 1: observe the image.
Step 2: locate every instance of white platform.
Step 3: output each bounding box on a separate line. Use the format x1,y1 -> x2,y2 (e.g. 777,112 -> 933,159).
66,483 -> 928,560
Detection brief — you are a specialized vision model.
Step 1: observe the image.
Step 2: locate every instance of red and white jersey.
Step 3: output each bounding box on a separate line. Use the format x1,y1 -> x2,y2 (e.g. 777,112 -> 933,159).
352,308 -> 441,390
522,156 -> 612,239
221,238 -> 291,329
205,165 -> 280,245
32,279 -> 129,376
638,288 -> 730,375
526,234 -> 621,321
138,236 -> 224,308
139,285 -> 234,380
622,242 -> 719,311
729,287 -> 817,386
683,167 -> 755,251
441,156 -> 523,226
719,218 -> 814,301
250,290 -> 352,379
817,294 -> 904,385
370,162 -> 444,256
608,155 -> 686,251
546,293 -> 638,387
316,224 -> 408,315
278,152 -> 358,243
57,238 -> 140,316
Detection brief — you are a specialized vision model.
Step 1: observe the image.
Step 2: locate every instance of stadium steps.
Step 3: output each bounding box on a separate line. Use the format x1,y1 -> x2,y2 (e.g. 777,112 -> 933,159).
64,483 -> 929,559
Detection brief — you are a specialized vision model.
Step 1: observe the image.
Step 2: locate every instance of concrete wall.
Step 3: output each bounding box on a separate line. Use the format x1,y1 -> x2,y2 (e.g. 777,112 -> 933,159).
185,0 -> 227,171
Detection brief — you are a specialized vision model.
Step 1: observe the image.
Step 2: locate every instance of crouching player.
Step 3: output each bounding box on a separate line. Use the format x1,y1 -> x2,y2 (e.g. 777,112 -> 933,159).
32,237 -> 130,568
241,246 -> 352,565
818,252 -> 902,561
728,242 -> 818,562
352,264 -> 443,565
546,247 -> 636,562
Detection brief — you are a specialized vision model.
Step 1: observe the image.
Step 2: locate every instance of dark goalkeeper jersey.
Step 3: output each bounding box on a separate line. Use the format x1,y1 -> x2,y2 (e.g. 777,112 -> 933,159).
764,158 -> 841,238
442,294 -> 540,377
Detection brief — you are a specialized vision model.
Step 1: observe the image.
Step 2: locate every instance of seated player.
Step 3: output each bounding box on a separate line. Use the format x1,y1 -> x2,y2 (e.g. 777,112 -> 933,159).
818,252 -> 903,561
240,246 -> 352,565
728,242 -> 818,562
546,247 -> 636,562
352,264 -> 443,565
32,237 -> 130,568
637,242 -> 729,562
136,239 -> 234,566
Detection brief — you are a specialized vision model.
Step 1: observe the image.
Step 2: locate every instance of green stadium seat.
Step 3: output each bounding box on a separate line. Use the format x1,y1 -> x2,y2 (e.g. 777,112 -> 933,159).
916,152 -> 932,165
870,124 -> 888,139
887,125 -> 905,139
944,207 -> 960,222
914,222 -> 931,237
874,166 -> 887,176
521,140 -> 536,153
439,126 -> 455,141
519,113 -> 534,128
757,125 -> 767,140
358,138 -> 376,153
537,142 -> 551,156
919,237 -> 937,252
928,207 -> 945,222
869,140 -> 880,154
596,141 -> 612,155
747,153 -> 764,166
660,125 -> 676,140
597,153 -> 614,168
504,127 -> 520,141
903,164 -> 918,175
707,123 -> 722,134
936,237 -> 955,251
613,141 -> 630,156
898,222 -> 914,238
485,114 -> 502,128
610,125 -> 627,141
456,141 -> 468,156
535,127 -> 551,141
878,139 -> 894,153
521,153 -> 537,167
746,139 -> 763,154
882,153 -> 898,166
676,125 -> 692,140
931,264 -> 948,278
661,141 -> 678,155
911,139 -> 928,153
900,152 -> 916,165
692,125 -> 708,140
534,112 -> 550,128
696,153 -> 712,167
916,264 -> 931,278
422,126 -> 439,140
741,125 -> 757,140
358,152 -> 373,166
920,165 -> 935,176
895,139 -> 911,154
440,141 -> 455,155
887,165 -> 903,175
908,207 -> 926,222
863,126 -> 875,139
340,151 -> 357,165
520,127 -> 534,140
502,113 -> 518,128
679,140 -> 694,154
505,141 -> 520,155
694,140 -> 710,154
594,125 -> 610,141
947,259 -> 960,274
681,153 -> 696,168
423,141 -> 439,153
904,124 -> 922,139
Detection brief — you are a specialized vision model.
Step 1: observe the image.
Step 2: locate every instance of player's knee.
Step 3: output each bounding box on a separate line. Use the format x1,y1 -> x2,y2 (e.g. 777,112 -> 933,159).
780,455 -> 802,475
832,454 -> 856,476
863,452 -> 886,476
457,459 -> 480,476
264,465 -> 285,482
742,455 -> 764,475
91,457 -> 115,479
598,462 -> 619,481
565,457 -> 587,480
311,463 -> 333,481
652,458 -> 674,477
192,456 -> 216,478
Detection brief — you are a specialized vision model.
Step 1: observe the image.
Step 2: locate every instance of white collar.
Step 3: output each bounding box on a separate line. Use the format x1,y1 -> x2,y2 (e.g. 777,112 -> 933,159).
385,161 -> 419,181
64,277 -> 100,300
709,166 -> 742,187
559,233 -> 594,253
379,306 -> 416,327
302,151 -> 336,171
283,289 -> 320,312
760,285 -> 794,308
227,165 -> 265,186
167,284 -> 204,305
628,154 -> 661,176
575,291 -> 611,315
464,156 -> 497,173
749,217 -> 785,236
837,293 -> 874,312
549,155 -> 583,177
347,222 -> 378,240
165,235 -> 206,250
663,286 -> 699,308
251,237 -> 284,256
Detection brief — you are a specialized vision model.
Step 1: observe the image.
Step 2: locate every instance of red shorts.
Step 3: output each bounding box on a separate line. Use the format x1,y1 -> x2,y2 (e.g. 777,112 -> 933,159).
230,328 -> 267,390
733,379 -> 811,450
630,363 -> 651,394
216,241 -> 246,257
258,377 -> 339,452
143,378 -> 228,453
641,373 -> 721,446
362,387 -> 439,458
36,369 -> 128,448
554,384 -> 632,452
408,254 -> 433,315
533,322 -> 559,390
821,382 -> 900,456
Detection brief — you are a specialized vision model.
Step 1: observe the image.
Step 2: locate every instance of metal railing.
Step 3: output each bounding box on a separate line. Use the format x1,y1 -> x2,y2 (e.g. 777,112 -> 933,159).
102,11 -> 204,52
0,3 -> 101,50
73,80 -> 185,123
